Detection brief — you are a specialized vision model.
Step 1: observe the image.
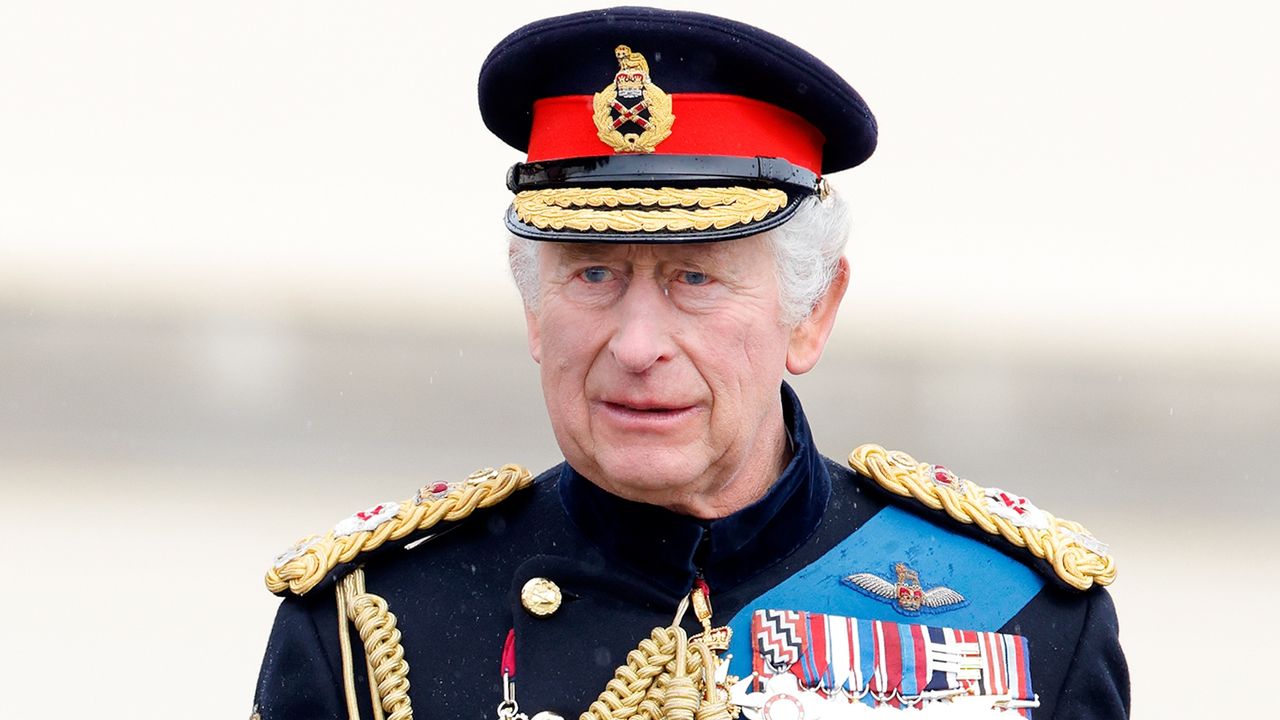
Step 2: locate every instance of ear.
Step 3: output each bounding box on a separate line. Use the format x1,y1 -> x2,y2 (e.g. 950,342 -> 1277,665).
786,256 -> 849,375
524,305 -> 542,364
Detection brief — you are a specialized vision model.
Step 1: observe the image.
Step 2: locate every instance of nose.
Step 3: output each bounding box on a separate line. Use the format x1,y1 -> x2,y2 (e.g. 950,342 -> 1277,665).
606,277 -> 676,374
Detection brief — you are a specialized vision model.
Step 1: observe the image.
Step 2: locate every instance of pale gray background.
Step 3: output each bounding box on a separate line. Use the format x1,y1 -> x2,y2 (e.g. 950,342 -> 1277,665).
2,1 -> 1276,717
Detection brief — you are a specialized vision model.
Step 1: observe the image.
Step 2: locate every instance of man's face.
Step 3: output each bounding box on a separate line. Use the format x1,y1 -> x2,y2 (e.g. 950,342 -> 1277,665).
524,235 -> 837,516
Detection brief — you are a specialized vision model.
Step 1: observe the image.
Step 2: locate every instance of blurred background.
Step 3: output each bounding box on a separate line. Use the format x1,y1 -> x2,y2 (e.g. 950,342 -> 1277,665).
2,1 -> 1276,717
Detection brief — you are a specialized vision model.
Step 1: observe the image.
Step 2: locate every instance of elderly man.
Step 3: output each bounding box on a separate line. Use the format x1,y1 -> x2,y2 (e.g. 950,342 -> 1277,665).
254,7 -> 1128,720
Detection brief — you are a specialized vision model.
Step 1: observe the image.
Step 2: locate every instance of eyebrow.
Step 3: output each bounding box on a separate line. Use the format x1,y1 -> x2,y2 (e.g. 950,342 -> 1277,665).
551,242 -> 731,268
552,243 -> 621,265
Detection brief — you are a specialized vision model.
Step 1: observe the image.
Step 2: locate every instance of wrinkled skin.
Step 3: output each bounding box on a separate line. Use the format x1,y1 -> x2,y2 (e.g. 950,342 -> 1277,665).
524,235 -> 849,518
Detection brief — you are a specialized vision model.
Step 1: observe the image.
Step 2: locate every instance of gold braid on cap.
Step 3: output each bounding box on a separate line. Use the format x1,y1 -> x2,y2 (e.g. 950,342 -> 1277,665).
849,444 -> 1117,591
265,464 -> 534,596
512,186 -> 788,233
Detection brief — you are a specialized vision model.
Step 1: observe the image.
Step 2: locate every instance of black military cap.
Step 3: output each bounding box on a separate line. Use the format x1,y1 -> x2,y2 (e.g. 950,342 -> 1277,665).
479,6 -> 877,243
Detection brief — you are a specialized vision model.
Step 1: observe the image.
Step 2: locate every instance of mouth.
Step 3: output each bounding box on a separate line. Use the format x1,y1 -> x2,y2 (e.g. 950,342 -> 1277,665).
603,401 -> 695,414
596,400 -> 700,429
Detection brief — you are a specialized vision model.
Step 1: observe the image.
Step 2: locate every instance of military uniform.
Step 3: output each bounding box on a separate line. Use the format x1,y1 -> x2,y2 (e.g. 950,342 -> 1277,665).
254,7 -> 1128,719
255,385 -> 1127,719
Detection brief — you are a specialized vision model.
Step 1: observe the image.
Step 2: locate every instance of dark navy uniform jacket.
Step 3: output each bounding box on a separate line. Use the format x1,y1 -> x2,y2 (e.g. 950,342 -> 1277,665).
254,385 -> 1129,719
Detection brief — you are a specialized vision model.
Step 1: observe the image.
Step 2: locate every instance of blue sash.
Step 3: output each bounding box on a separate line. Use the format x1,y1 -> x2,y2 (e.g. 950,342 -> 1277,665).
725,505 -> 1044,674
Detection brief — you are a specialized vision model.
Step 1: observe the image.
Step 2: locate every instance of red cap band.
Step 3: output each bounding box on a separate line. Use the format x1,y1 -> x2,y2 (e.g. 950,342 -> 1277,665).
527,93 -> 826,174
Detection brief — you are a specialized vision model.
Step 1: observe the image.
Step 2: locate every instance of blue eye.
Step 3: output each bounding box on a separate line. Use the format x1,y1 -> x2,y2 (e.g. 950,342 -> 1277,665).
580,266 -> 612,283
680,271 -> 710,286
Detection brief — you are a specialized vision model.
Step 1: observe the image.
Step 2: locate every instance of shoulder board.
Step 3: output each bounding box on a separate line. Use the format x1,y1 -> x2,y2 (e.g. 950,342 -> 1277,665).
848,444 -> 1116,591
265,464 -> 534,596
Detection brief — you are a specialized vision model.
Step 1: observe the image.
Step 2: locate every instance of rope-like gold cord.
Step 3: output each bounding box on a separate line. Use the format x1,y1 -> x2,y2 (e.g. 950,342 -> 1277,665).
691,641 -> 733,720
580,591 -> 734,720
366,654 -> 387,720
512,187 -> 788,233
848,444 -> 1117,590
338,569 -> 413,720
335,577 -> 362,720
266,464 -> 534,596
580,625 -> 705,720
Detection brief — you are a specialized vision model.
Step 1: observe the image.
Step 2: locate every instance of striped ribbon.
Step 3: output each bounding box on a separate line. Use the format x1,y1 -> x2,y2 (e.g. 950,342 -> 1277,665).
751,609 -> 1036,717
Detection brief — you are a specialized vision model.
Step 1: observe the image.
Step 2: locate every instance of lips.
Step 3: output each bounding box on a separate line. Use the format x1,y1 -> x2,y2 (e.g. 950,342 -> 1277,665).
595,398 -> 701,431
603,400 -> 693,413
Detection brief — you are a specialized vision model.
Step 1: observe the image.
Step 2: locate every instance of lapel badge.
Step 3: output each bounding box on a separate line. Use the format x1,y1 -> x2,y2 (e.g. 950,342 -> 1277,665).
842,562 -> 967,615
593,44 -> 675,153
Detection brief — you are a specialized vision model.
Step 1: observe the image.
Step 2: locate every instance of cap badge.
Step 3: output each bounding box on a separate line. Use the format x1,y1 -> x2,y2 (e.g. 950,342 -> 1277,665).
592,44 -> 674,153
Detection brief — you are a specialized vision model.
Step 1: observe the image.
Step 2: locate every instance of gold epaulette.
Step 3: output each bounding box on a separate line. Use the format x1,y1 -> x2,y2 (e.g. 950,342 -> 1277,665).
265,464 -> 534,596
848,444 -> 1116,591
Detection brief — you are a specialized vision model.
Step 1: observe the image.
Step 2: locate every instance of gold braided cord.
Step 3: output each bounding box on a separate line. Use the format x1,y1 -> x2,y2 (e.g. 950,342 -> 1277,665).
335,576 -> 362,720
366,653 -> 387,720
339,569 -> 412,720
580,626 -> 707,720
848,444 -> 1117,591
266,464 -> 534,596
512,187 -> 788,233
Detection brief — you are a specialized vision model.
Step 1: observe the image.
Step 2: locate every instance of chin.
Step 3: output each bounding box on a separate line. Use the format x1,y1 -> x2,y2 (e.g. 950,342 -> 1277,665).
581,450 -> 707,506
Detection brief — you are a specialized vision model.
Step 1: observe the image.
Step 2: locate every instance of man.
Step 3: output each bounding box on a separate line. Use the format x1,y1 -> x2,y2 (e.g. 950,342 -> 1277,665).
254,7 -> 1128,719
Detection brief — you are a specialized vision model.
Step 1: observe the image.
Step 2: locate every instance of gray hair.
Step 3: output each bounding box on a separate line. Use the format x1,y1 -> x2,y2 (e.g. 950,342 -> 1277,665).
507,189 -> 851,326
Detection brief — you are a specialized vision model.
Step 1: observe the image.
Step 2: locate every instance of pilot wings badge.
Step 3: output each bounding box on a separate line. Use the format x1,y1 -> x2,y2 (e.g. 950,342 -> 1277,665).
842,562 -> 968,616
592,44 -> 675,153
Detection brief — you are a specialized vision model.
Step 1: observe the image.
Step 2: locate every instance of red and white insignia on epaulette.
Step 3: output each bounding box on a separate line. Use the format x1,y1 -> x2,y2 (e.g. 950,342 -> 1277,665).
414,482 -> 456,505
412,468 -> 501,505
850,443 -> 1118,591
983,488 -> 1050,531
928,464 -> 968,495
333,502 -> 400,537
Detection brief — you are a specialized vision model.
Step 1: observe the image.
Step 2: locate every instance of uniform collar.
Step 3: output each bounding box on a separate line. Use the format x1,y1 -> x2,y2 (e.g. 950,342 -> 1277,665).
557,382 -> 831,597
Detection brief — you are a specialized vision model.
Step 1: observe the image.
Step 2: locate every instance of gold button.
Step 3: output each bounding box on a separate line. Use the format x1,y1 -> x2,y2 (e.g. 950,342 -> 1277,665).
521,577 -> 562,617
